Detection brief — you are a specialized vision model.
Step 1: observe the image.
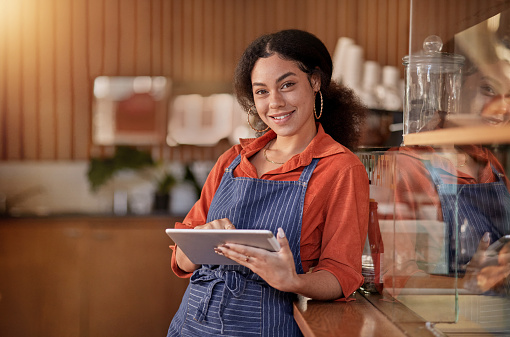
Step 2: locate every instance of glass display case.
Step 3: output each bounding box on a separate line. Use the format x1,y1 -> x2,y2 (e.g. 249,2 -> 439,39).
358,1 -> 510,336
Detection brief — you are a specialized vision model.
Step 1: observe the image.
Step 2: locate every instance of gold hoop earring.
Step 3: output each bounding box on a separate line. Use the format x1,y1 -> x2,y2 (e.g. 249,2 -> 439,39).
247,106 -> 270,132
314,90 -> 323,119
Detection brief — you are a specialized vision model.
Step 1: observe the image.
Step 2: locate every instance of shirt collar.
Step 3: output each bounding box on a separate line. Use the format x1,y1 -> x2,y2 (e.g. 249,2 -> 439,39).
238,123 -> 346,170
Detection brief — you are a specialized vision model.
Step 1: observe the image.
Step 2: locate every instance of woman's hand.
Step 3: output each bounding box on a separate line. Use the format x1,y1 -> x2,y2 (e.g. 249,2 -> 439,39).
215,227 -> 343,300
463,233 -> 510,293
477,241 -> 510,292
215,227 -> 300,292
176,218 -> 236,273
195,218 -> 236,230
498,241 -> 510,265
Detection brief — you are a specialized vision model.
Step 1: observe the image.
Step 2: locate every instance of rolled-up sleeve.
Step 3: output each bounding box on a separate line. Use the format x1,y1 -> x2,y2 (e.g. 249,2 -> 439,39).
309,160 -> 370,300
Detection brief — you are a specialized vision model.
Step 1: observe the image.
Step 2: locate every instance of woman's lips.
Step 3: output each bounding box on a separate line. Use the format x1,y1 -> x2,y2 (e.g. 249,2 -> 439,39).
270,111 -> 294,121
482,115 -> 508,126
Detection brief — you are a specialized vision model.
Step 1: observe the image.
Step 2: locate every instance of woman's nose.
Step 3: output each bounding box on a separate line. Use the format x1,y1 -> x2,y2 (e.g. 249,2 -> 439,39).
481,96 -> 510,125
269,92 -> 285,109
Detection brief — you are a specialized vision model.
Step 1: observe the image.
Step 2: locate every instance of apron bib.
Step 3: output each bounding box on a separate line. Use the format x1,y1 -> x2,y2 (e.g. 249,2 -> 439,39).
424,161 -> 510,275
168,154 -> 319,336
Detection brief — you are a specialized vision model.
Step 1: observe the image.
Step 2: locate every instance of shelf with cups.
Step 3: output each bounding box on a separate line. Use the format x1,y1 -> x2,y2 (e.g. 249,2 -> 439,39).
403,125 -> 510,146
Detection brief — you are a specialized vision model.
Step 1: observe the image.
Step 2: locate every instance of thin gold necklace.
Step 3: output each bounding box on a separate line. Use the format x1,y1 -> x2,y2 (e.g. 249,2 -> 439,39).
457,153 -> 467,167
263,140 -> 285,165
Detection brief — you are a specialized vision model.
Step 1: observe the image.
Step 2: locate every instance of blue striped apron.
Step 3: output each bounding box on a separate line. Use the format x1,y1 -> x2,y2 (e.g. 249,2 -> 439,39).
424,161 -> 510,275
167,154 -> 319,336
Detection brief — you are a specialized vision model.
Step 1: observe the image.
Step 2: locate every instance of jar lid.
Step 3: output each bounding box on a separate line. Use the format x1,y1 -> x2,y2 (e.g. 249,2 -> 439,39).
402,35 -> 465,69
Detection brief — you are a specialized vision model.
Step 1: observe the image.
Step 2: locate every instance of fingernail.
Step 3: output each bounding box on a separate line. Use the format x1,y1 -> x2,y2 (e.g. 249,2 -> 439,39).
278,228 -> 285,238
214,248 -> 223,255
483,232 -> 490,243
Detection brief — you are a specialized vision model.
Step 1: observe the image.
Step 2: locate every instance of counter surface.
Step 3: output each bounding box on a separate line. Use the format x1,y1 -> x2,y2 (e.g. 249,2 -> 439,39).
293,292 -> 438,337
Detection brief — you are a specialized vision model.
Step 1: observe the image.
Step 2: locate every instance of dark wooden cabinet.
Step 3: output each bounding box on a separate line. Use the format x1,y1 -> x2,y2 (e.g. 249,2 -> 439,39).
0,216 -> 189,337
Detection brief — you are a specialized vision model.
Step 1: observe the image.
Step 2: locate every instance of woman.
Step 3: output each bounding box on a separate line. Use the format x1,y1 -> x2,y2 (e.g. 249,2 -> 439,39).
167,29 -> 369,336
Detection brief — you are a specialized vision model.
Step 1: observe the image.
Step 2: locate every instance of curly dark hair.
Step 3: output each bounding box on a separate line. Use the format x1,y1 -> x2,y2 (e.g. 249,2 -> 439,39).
233,29 -> 367,150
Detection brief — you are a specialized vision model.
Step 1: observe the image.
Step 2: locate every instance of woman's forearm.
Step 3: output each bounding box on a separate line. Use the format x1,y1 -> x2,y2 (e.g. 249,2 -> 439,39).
175,246 -> 200,273
293,270 -> 343,300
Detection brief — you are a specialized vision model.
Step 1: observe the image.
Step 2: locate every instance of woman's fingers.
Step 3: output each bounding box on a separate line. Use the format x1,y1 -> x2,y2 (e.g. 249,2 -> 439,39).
195,218 -> 235,230
217,228 -> 290,264
498,242 -> 510,265
477,264 -> 510,292
215,228 -> 299,292
468,232 -> 492,268
276,227 -> 289,251
477,232 -> 491,252
215,244 -> 261,264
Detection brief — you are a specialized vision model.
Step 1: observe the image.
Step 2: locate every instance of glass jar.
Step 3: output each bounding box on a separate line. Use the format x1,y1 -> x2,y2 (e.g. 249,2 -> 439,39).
403,35 -> 465,134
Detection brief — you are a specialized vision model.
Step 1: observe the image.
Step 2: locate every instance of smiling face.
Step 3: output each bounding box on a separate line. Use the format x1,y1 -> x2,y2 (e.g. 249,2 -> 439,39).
461,60 -> 510,126
250,54 -> 320,138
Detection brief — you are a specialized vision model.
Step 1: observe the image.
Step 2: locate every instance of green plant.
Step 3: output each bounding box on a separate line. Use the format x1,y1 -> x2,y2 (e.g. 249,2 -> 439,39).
154,170 -> 177,195
184,164 -> 202,198
87,146 -> 155,192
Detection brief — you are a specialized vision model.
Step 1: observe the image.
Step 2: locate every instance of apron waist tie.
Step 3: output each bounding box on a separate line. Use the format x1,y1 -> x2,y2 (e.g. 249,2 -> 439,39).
191,268 -> 252,334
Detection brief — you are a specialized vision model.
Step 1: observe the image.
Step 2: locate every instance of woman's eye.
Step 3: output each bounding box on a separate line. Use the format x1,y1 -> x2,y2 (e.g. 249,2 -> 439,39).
480,84 -> 497,96
281,82 -> 295,89
254,89 -> 268,95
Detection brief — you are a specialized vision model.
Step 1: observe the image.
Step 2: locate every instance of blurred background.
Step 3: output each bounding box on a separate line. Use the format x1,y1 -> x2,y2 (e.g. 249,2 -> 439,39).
0,0 -> 411,217
3,1 -> 508,336
6,0 -> 485,336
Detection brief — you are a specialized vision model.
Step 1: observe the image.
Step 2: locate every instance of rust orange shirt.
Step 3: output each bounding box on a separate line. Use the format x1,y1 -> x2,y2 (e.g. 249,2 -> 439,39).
170,123 -> 370,298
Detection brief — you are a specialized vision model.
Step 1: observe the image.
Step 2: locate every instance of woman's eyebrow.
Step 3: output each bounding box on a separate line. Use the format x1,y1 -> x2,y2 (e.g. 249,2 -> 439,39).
252,72 -> 297,87
480,75 -> 501,87
277,72 -> 296,83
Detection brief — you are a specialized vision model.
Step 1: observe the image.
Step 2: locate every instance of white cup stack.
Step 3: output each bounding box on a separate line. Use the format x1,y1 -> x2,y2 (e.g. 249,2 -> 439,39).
331,36 -> 403,111
359,61 -> 382,109
332,37 -> 355,84
342,44 -> 364,93
375,66 -> 403,111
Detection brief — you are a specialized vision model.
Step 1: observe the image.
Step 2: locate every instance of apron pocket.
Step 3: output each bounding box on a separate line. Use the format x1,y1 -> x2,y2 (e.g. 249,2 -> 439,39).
183,281 -> 262,336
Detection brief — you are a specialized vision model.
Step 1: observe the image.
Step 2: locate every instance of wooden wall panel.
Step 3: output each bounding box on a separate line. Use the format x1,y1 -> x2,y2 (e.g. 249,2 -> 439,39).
103,0 -> 120,75
397,0 -> 410,60
410,0 -> 509,53
38,0 -> 57,160
72,0 -> 92,160
0,3 -> 4,160
377,0 -> 389,66
55,0 -> 73,160
0,2 -> 5,159
0,0 -> 416,162
387,0 -> 399,66
4,1 -> 23,160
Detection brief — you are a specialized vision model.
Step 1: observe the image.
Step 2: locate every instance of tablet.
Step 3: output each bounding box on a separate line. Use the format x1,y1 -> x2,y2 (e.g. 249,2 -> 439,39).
483,235 -> 510,267
166,229 -> 281,265
486,235 -> 510,254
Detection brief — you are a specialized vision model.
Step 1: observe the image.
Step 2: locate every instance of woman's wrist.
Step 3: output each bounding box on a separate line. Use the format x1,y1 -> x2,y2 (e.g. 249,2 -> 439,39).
293,271 -> 343,300
176,246 -> 200,273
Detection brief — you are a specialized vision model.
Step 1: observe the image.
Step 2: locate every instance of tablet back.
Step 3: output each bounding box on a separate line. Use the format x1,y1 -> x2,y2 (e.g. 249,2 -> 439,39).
166,229 -> 280,265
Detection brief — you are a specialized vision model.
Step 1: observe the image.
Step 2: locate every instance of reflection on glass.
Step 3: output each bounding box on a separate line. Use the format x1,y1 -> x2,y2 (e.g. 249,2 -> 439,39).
362,4 -> 510,335
455,14 -> 510,128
